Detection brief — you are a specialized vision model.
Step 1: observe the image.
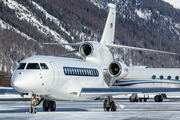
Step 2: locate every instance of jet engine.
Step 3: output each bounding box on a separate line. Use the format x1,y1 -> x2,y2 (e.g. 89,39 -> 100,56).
79,42 -> 94,57
108,61 -> 129,79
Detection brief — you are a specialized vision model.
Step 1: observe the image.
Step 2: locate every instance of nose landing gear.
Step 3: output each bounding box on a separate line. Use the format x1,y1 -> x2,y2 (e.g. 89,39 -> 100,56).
29,95 -> 56,114
29,95 -> 44,114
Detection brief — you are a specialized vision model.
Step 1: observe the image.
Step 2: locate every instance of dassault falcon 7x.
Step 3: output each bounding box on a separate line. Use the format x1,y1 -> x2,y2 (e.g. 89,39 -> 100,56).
11,4 -> 180,114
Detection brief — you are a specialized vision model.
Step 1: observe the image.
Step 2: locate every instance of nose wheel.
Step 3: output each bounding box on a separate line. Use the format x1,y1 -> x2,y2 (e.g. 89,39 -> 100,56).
29,106 -> 37,114
29,95 -> 44,114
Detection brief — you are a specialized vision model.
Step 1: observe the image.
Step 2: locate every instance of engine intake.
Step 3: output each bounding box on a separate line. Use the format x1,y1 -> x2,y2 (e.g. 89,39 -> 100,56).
79,42 -> 94,57
108,61 -> 129,79
109,61 -> 122,77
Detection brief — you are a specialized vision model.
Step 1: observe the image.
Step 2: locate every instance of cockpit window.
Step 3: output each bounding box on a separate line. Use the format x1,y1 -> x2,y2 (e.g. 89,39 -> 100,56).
40,63 -> 49,69
26,63 -> 40,69
17,63 -> 26,70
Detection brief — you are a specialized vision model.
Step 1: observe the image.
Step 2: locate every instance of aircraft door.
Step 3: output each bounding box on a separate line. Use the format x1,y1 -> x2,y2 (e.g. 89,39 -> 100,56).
48,61 -> 59,92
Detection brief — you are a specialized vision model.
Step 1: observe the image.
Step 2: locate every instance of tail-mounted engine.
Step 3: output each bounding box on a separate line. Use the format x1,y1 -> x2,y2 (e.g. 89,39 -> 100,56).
108,61 -> 129,79
79,42 -> 94,58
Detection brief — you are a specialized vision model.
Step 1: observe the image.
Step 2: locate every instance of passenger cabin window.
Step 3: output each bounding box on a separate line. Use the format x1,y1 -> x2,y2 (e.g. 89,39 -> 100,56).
152,75 -> 156,79
40,63 -> 49,69
17,63 -> 26,70
167,76 -> 171,80
26,63 -> 40,69
175,76 -> 179,80
159,75 -> 164,80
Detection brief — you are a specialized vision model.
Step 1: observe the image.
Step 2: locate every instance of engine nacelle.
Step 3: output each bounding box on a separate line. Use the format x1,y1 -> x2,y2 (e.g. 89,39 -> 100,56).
79,42 -> 94,58
108,61 -> 129,79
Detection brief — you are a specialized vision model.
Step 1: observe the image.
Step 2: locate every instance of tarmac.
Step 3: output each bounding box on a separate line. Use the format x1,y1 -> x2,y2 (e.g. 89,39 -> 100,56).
0,97 -> 180,120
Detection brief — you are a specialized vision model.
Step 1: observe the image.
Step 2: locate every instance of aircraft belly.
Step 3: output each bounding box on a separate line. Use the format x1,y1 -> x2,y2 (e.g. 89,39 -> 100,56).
46,74 -> 104,101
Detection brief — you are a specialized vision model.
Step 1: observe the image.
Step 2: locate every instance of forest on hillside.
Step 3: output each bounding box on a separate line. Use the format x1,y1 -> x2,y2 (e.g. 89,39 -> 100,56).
0,0 -> 180,86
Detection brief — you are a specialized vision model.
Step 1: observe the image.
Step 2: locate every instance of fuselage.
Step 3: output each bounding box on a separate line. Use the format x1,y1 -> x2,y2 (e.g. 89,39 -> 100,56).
11,56 -> 106,101
113,66 -> 180,88
11,55 -> 180,101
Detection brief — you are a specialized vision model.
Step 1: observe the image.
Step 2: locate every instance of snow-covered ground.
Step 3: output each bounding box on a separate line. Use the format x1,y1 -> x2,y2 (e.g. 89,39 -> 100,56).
163,0 -> 180,9
1,99 -> 180,119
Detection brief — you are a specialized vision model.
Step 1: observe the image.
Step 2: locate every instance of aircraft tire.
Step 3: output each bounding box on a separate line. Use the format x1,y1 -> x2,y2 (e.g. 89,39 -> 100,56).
29,107 -> 36,114
159,97 -> 163,102
154,95 -> 163,102
130,96 -> 138,102
110,101 -> 117,111
50,101 -> 56,111
103,100 -> 109,111
43,100 -> 49,111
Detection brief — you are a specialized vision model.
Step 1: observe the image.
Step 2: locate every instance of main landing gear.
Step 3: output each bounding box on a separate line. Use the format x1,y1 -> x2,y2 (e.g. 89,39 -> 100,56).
43,100 -> 56,111
29,95 -> 56,114
103,96 -> 118,111
154,94 -> 165,102
129,93 -> 149,102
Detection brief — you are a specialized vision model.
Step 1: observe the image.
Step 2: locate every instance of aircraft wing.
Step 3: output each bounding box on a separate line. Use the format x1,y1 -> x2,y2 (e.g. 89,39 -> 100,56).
106,44 -> 177,55
80,87 -> 180,98
43,42 -> 82,46
0,87 -> 19,94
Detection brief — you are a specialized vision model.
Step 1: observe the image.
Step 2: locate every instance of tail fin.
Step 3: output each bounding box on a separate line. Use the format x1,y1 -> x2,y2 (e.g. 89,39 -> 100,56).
100,4 -> 116,44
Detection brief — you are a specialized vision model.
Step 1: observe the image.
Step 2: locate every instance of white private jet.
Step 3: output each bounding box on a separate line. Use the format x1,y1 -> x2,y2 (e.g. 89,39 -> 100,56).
11,4 -> 180,114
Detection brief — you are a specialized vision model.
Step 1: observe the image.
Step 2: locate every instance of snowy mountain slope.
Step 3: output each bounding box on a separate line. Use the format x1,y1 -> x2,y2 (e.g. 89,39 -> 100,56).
0,19 -> 37,42
2,0 -> 73,51
163,0 -> 180,9
88,0 -> 180,43
0,0 -> 180,85
0,0 -> 101,74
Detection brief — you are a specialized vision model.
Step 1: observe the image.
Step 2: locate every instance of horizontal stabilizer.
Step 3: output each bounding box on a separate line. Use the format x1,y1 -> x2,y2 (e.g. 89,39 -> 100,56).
106,44 -> 177,55
43,43 -> 82,46
59,49 -> 79,56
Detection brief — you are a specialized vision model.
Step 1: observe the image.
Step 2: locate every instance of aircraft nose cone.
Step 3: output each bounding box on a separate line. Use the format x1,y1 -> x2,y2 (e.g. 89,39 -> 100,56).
12,71 -> 37,93
13,78 -> 35,93
13,79 -> 26,92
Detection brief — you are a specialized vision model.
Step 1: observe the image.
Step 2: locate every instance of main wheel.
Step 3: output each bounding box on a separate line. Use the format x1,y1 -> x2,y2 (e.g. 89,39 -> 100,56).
103,100 -> 109,111
159,97 -> 163,102
50,101 -> 56,111
110,101 -> 117,111
154,95 -> 160,102
154,95 -> 163,102
129,96 -> 134,102
43,100 -> 49,111
130,96 -> 138,102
